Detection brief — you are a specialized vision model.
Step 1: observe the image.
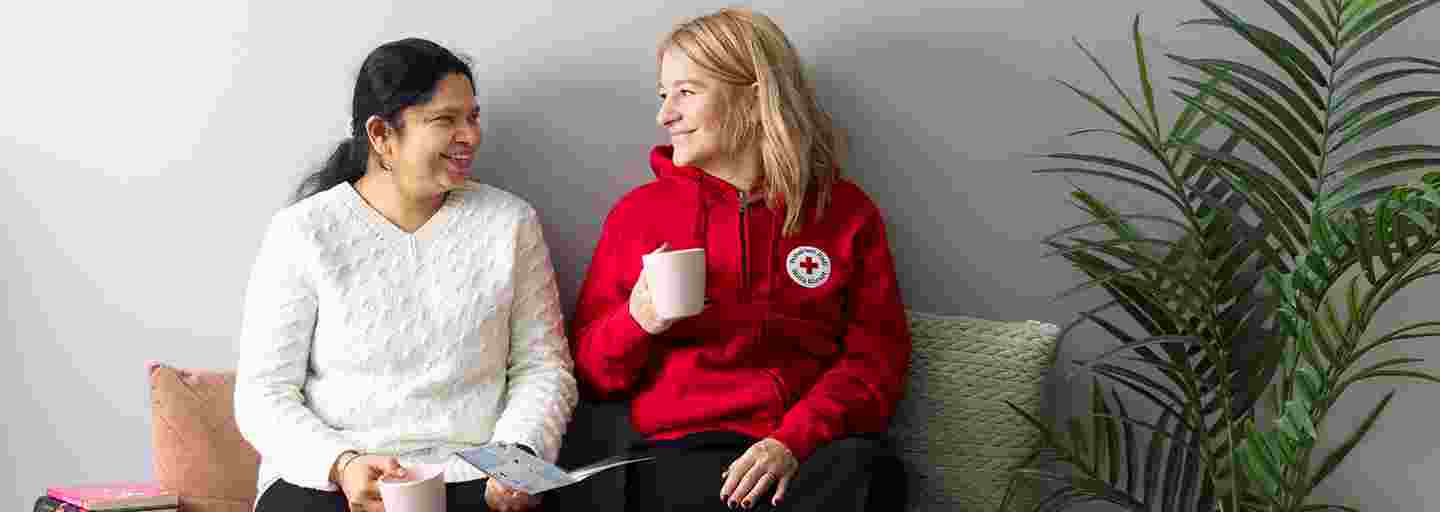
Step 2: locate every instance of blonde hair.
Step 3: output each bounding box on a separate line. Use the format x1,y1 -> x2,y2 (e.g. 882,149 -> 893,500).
660,7 -> 844,236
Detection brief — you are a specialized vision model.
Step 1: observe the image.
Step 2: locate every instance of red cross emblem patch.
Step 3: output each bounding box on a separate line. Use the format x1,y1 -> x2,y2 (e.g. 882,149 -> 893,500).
785,246 -> 831,288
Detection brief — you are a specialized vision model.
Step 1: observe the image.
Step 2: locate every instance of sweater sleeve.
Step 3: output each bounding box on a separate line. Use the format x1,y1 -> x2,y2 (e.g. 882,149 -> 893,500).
570,200 -> 657,398
234,211 -> 355,491
769,209 -> 913,461
489,208 -> 579,463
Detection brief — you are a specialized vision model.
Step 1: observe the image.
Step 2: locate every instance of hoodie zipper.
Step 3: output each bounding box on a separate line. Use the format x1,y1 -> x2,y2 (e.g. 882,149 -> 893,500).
738,190 -> 749,301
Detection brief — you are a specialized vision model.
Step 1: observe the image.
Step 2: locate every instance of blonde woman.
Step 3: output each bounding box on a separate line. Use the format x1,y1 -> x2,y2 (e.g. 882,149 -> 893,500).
571,9 -> 911,511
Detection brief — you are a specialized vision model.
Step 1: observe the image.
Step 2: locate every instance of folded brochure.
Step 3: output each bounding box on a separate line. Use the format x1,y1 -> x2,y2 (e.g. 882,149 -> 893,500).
455,443 -> 654,494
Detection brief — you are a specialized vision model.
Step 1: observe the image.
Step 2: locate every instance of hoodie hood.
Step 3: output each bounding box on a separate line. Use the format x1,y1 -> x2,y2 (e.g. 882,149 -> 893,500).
649,144 -> 768,251
650,145 -> 700,181
650,145 -> 736,201
649,145 -> 772,203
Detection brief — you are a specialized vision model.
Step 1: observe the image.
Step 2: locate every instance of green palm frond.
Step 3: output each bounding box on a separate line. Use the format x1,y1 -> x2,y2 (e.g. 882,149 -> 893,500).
1231,180 -> 1440,509
1010,1 -> 1440,511
1009,13 -> 1281,512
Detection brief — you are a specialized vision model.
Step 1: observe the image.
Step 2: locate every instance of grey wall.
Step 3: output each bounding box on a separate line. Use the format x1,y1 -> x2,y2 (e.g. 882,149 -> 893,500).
3,1 -> 1438,510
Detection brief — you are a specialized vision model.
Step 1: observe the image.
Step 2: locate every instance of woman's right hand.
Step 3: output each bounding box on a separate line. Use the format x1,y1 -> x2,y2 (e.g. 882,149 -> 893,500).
334,453 -> 406,512
629,243 -> 677,335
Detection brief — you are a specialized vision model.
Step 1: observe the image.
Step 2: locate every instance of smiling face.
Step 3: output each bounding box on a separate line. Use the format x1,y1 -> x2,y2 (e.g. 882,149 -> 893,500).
656,48 -> 738,170
382,72 -> 481,198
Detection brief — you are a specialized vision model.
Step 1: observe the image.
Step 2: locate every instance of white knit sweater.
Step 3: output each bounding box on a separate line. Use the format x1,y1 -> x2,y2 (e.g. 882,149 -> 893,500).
234,181 -> 577,495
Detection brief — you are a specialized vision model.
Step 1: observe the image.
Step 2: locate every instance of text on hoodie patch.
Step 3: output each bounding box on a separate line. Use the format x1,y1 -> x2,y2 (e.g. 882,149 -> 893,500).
786,246 -> 831,288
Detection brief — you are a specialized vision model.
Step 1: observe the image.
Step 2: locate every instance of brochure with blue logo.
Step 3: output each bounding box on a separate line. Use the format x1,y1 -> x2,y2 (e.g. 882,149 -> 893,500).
455,443 -> 654,494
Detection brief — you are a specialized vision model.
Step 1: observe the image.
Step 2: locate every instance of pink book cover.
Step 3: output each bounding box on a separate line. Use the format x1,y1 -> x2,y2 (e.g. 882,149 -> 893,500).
46,482 -> 177,510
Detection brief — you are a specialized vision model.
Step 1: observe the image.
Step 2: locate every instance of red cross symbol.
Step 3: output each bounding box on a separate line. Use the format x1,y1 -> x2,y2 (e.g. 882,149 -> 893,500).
799,256 -> 820,274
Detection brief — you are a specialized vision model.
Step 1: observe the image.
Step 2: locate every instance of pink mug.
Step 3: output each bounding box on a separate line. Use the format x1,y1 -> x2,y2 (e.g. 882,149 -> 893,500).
378,463 -> 446,512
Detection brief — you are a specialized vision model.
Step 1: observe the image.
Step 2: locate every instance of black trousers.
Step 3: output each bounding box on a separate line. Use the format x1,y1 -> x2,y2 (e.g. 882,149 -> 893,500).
254,477 -> 490,512
624,432 -> 894,512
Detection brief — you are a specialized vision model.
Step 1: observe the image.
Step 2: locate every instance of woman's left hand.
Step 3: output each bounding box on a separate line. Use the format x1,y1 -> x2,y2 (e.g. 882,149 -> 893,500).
484,478 -> 541,512
721,437 -> 799,509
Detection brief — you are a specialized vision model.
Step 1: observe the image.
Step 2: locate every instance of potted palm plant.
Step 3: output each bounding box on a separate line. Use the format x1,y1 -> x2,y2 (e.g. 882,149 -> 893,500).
1005,1 -> 1440,511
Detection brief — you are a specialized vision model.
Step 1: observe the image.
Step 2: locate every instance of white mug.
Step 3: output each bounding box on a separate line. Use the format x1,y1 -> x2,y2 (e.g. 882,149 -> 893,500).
642,248 -> 706,320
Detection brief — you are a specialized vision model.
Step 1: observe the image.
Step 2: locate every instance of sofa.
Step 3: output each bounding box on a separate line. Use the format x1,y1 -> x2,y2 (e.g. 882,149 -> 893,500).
148,311 -> 1056,511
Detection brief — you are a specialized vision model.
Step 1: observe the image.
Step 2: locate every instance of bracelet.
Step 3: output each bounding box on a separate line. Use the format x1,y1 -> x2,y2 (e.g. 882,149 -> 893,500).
335,450 -> 362,482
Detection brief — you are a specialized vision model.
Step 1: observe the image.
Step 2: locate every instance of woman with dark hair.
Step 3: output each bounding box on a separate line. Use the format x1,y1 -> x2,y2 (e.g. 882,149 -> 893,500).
235,38 -> 576,512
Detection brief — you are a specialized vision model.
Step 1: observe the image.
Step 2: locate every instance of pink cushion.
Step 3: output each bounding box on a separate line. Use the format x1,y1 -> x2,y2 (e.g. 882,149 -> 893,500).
148,362 -> 260,512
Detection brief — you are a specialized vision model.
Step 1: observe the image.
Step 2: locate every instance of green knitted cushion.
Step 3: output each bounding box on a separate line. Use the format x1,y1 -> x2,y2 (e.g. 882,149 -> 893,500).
893,311 -> 1058,511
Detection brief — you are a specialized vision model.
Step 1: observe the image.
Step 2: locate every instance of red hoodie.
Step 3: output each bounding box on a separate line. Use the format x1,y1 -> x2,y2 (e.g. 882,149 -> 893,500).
571,146 -> 912,461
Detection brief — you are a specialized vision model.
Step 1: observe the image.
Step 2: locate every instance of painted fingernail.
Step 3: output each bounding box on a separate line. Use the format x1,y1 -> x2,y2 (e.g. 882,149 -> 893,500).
742,499 -> 753,509
728,500 -> 736,509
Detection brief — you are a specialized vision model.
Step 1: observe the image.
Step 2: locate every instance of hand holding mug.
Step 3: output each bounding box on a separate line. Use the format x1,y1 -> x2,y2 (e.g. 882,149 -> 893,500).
631,242 -> 708,335
629,244 -> 679,334
334,453 -> 406,512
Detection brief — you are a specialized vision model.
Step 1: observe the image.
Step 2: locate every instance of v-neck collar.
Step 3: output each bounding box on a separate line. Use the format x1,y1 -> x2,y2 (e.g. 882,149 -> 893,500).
340,181 -> 460,243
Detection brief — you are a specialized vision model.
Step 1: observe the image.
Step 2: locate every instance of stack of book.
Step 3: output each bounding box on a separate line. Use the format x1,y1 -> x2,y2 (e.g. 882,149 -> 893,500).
33,482 -> 178,512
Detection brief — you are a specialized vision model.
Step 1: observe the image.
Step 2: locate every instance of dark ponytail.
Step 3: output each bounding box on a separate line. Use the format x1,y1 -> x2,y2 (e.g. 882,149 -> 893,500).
292,38 -> 475,203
